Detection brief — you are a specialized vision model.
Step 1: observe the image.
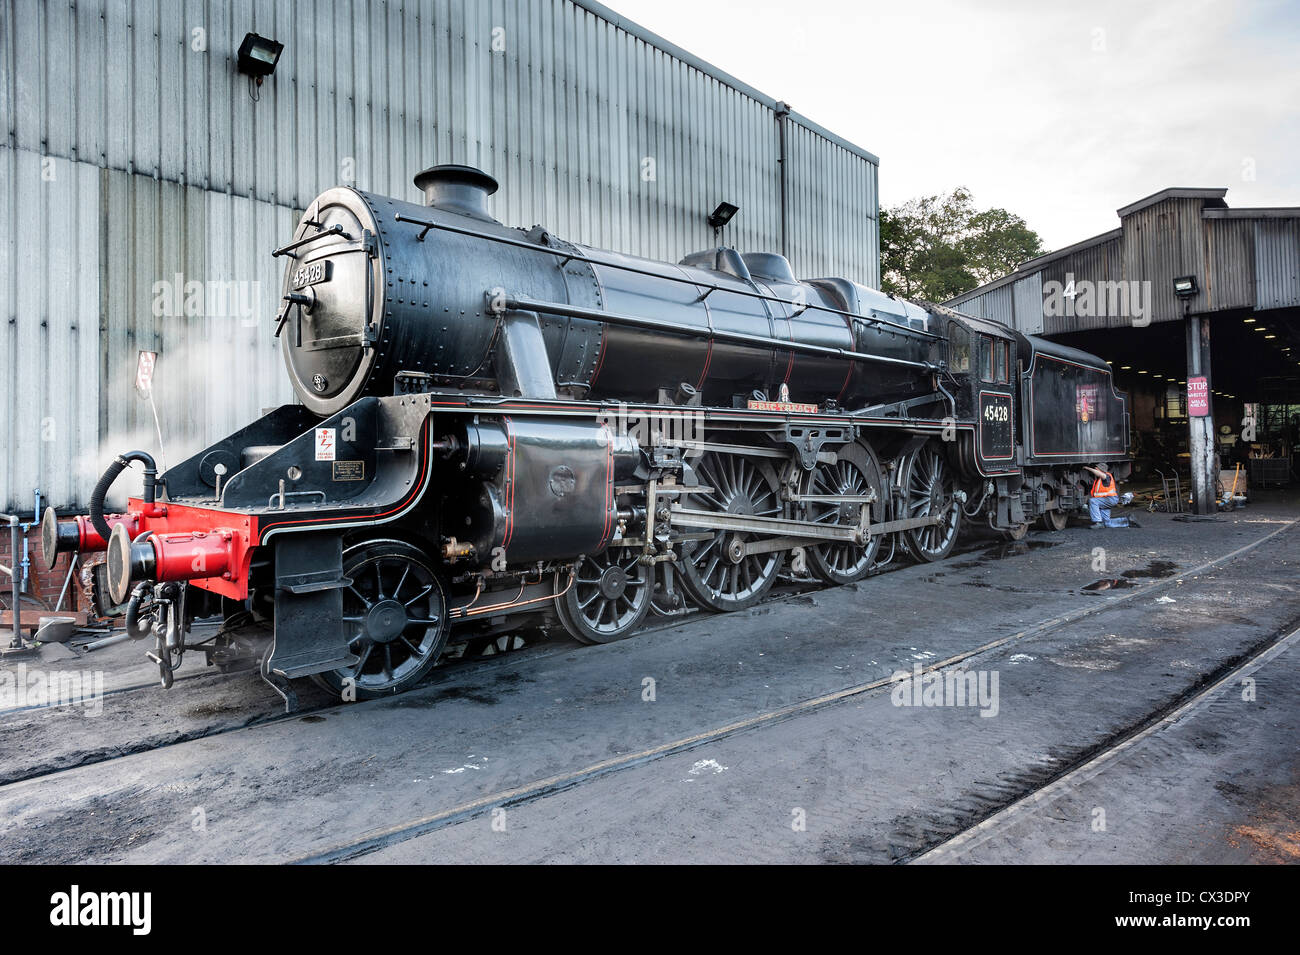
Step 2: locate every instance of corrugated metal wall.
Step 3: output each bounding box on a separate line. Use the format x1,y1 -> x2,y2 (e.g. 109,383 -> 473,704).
949,198 -> 1300,339
784,119 -> 879,286
1120,197 -> 1207,326
1012,273 -> 1043,335
1204,216 -> 1255,311
1255,219 -> 1300,310
0,0 -> 880,511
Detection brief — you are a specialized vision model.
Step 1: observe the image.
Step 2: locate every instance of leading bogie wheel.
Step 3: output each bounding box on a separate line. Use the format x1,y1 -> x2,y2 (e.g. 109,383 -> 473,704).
678,451 -> 785,612
555,546 -> 652,644
312,539 -> 449,700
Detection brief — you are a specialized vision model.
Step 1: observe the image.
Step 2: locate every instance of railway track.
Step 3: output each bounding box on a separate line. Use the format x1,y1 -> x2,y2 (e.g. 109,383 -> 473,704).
0,522 -> 1031,720
3,516 -> 1292,862
910,618 -> 1300,864
282,517 -> 1299,865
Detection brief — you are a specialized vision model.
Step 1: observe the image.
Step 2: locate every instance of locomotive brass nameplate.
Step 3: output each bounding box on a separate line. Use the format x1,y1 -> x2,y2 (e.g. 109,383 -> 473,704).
332,460 -> 365,481
747,399 -> 819,414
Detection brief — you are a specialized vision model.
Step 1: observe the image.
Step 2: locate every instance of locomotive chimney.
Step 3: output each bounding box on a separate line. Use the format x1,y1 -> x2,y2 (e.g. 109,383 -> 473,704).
413,164 -> 499,221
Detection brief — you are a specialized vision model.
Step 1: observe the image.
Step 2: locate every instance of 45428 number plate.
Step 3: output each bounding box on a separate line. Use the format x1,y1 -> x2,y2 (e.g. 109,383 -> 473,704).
292,259 -> 332,289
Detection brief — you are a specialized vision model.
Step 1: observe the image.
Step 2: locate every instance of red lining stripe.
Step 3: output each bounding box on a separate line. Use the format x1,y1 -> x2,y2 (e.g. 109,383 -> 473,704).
600,438 -> 614,548
836,360 -> 854,402
589,330 -> 609,387
502,416 -> 516,549
257,420 -> 432,538
696,339 -> 713,391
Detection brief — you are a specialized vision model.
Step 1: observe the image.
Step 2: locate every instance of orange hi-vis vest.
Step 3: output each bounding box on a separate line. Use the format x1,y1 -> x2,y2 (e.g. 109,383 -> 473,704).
1091,473 -> 1116,497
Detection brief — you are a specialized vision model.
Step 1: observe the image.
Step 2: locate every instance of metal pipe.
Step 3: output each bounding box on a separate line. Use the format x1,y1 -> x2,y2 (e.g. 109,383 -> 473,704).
83,631 -> 133,652
54,553 -> 78,612
2,514 -> 21,649
775,102 -> 790,259
502,294 -> 941,373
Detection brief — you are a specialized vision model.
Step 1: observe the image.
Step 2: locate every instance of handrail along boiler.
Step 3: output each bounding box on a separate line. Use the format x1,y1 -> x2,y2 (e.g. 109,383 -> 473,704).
46,164 -> 1129,705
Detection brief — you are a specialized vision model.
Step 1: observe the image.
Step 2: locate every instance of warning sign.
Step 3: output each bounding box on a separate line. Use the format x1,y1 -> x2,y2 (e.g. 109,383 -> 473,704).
135,351 -> 157,395
314,427 -> 336,461
1187,376 -> 1209,417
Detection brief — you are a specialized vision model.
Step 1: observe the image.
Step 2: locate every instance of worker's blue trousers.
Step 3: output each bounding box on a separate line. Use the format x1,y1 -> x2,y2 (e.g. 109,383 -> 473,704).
1089,495 -> 1129,527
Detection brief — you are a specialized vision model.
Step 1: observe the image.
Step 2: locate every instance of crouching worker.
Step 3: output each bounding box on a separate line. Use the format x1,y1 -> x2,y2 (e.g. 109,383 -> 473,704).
1083,464 -> 1138,528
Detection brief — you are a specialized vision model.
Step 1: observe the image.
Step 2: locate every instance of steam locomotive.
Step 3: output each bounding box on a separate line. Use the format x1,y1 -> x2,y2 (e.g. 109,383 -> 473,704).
44,164 -> 1128,707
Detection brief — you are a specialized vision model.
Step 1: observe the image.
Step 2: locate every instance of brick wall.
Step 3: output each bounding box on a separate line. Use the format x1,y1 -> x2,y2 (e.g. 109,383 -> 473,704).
0,517 -> 81,612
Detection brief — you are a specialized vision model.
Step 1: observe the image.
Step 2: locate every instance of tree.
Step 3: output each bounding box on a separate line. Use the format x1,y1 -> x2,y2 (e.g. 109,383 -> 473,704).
879,188 -> 1045,301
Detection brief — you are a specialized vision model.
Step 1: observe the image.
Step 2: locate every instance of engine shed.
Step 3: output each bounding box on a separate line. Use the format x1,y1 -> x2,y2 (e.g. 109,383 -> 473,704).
0,0 -> 882,518
947,187 -> 1300,512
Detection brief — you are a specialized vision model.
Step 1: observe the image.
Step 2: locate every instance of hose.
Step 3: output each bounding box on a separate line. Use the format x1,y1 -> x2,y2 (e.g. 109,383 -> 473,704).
124,582 -> 155,640
89,451 -> 158,541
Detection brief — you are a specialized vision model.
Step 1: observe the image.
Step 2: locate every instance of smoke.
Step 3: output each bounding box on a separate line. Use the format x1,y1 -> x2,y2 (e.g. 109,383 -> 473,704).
69,333 -> 298,512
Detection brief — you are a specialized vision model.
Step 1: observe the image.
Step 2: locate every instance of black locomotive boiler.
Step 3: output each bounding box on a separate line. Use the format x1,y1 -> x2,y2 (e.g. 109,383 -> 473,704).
45,164 -> 1129,706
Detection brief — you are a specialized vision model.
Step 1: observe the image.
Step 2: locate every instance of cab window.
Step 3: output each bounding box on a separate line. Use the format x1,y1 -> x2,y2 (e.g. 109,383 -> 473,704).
949,323 -> 971,373
979,335 -> 993,381
996,340 -> 1010,383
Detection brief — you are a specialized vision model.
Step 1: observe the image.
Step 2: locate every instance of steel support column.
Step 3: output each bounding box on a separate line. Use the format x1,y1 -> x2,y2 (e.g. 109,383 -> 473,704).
1185,313 -> 1217,514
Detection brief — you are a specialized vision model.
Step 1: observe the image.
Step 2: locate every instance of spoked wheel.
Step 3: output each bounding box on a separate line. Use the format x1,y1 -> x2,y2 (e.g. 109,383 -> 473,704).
679,451 -> 785,612
901,444 -> 962,563
313,540 -> 448,700
555,547 -> 652,644
804,443 -> 885,585
1041,492 -> 1069,531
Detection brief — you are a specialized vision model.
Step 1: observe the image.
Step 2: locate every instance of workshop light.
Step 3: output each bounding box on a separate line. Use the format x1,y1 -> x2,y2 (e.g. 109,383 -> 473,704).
1172,275 -> 1198,298
1266,334 -> 1277,339
1254,326 -> 1267,332
1120,365 -> 1132,370
1137,369 -> 1148,374
237,32 -> 284,80
707,202 -> 739,230
1244,318 -> 1256,323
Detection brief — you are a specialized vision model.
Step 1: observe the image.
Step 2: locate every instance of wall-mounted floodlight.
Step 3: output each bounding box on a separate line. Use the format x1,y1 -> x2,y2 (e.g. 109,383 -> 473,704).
708,202 -> 739,231
237,32 -> 283,81
1172,275 -> 1199,298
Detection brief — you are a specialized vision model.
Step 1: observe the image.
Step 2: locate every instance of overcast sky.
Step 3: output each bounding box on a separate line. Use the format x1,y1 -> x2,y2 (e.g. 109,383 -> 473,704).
604,0 -> 1300,251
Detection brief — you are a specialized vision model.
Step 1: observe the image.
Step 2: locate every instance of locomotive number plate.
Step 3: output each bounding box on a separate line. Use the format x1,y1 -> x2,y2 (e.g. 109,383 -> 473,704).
978,391 -> 1014,460
292,259 -> 332,289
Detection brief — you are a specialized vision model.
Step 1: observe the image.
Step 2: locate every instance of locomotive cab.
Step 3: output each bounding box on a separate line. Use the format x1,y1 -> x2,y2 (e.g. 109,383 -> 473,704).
941,310 -> 1021,477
